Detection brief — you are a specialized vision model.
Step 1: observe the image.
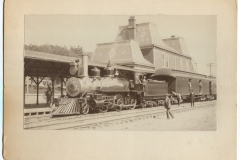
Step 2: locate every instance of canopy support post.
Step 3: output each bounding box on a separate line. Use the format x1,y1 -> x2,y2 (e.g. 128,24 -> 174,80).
24,75 -> 26,106
51,77 -> 55,103
60,77 -> 63,96
36,76 -> 39,105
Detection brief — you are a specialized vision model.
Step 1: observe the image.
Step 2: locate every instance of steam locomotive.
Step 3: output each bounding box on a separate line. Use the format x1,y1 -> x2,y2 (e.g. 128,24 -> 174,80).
52,54 -> 216,116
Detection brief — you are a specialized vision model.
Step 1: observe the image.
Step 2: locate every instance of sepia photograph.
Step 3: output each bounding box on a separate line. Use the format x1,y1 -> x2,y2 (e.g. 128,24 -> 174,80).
24,15 -> 217,130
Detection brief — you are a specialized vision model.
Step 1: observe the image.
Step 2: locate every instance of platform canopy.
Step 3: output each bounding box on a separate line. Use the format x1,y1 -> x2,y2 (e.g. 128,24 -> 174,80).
24,50 -> 155,77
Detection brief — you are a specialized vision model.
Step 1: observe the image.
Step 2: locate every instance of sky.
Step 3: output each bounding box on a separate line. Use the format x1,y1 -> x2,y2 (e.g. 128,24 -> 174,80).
25,15 -> 216,76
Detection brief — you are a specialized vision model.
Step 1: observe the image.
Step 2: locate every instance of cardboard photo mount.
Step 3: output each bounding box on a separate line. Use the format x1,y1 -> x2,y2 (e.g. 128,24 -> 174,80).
3,0 -> 237,159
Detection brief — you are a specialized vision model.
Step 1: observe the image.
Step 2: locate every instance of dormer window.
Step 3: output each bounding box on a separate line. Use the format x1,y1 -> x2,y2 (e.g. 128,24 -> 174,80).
180,58 -> 183,70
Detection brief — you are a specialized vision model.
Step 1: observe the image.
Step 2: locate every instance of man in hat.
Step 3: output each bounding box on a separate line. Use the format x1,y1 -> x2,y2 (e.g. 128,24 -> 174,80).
165,94 -> 174,119
189,90 -> 195,107
199,80 -> 203,95
172,91 -> 182,106
142,76 -> 147,85
45,86 -> 52,107
188,79 -> 192,94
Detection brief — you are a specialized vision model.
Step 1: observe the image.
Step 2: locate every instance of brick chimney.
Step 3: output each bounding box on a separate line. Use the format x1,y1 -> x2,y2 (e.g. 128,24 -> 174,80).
128,16 -> 137,40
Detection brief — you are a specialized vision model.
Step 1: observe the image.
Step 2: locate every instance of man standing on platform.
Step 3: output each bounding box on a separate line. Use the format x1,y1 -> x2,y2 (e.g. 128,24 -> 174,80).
165,95 -> 175,119
190,90 -> 195,107
188,79 -> 192,94
45,86 -> 52,107
172,91 -> 182,106
199,80 -> 203,95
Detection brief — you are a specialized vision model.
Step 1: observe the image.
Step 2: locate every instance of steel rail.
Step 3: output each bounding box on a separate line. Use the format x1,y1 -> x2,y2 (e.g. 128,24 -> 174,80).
24,100 -> 214,126
25,101 -> 215,130
58,103 -> 215,130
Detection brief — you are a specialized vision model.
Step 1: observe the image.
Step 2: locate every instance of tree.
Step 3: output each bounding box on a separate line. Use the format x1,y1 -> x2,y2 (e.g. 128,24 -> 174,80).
24,44 -> 88,58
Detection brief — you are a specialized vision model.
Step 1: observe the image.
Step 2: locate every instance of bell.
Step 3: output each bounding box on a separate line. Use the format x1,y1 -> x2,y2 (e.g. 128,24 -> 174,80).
104,60 -> 114,77
91,67 -> 100,78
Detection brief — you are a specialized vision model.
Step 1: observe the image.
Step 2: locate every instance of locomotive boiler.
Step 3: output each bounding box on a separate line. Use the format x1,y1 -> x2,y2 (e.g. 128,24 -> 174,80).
66,76 -> 129,97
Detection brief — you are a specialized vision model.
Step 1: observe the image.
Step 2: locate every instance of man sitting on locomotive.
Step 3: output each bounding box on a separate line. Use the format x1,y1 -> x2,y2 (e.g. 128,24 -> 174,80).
138,75 -> 147,90
142,76 -> 147,85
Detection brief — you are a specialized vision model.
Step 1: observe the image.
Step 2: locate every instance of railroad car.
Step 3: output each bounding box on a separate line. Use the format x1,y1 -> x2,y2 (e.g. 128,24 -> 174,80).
152,68 -> 216,102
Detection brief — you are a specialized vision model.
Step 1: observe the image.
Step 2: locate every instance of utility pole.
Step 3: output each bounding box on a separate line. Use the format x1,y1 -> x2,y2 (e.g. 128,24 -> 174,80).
206,63 -> 215,76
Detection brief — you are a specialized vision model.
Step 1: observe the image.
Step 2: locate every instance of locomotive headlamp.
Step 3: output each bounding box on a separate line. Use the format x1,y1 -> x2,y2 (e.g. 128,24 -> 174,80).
69,62 -> 78,75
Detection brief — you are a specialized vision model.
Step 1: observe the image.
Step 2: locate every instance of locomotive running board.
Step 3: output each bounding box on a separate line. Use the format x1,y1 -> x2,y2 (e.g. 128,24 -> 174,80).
52,99 -> 81,116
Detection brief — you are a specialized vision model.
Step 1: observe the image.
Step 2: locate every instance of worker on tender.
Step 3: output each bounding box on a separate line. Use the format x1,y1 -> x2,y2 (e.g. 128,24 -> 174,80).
114,69 -> 119,77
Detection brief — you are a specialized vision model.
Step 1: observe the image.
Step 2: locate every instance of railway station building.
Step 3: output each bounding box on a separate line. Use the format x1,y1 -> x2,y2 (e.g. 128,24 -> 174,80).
91,16 -> 198,73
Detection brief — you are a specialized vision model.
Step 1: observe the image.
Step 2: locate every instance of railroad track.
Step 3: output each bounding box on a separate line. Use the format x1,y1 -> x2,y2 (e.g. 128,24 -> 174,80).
24,101 -> 214,125
24,101 -> 216,130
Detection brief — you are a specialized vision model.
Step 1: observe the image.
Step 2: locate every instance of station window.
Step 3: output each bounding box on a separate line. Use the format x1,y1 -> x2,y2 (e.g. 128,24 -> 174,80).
180,58 -> 183,70
190,61 -> 194,72
174,56 -> 176,69
165,54 -> 169,68
162,54 -> 165,67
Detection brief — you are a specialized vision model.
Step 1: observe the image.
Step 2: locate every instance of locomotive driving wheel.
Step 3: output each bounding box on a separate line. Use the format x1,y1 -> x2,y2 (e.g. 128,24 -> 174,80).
99,106 -> 108,113
145,101 -> 153,108
114,94 -> 123,112
99,99 -> 110,113
81,103 -> 90,115
140,101 -> 146,108
157,100 -> 164,106
129,99 -> 137,110
115,99 -> 123,111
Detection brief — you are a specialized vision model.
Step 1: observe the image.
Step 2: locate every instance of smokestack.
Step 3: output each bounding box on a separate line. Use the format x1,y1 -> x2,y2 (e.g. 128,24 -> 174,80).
128,16 -> 137,40
78,54 -> 89,77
